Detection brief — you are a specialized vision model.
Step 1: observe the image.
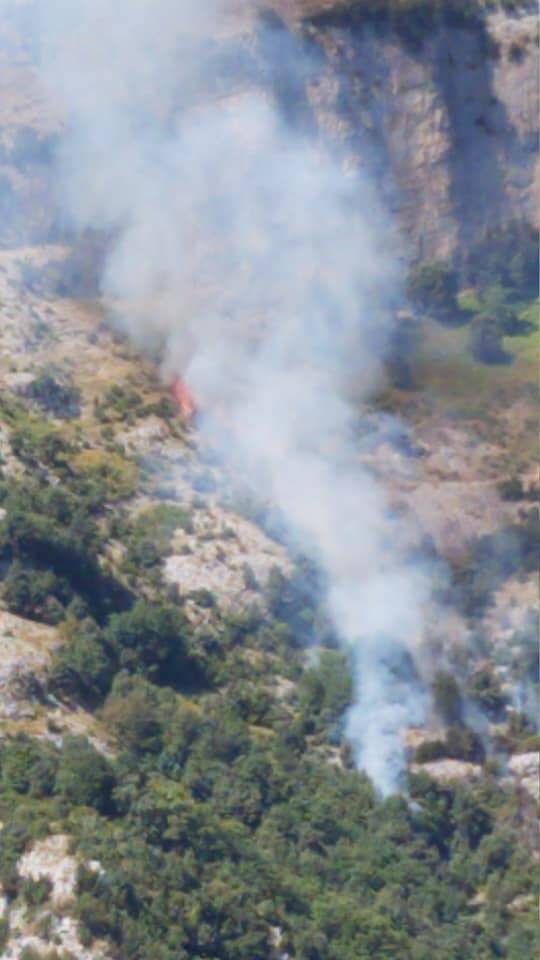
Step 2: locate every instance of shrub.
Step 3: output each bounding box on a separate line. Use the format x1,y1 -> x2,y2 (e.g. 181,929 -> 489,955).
498,475 -> 524,501
298,651 -> 353,734
469,314 -> 512,365
48,618 -> 114,703
432,671 -> 463,725
55,736 -> 115,814
10,418 -> 73,471
467,664 -> 506,718
72,449 -> 138,502
0,736 -> 57,797
407,261 -> 460,322
21,875 -> 53,906
3,560 -> 69,624
466,221 -> 539,301
95,383 -> 145,422
101,674 -> 164,756
124,504 -> 193,573
415,726 -> 485,763
104,600 -> 204,688
26,370 -> 81,419
1,485 -> 133,622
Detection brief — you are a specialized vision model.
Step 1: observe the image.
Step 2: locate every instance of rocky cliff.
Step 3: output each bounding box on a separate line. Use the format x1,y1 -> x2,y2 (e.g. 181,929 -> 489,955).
1,3 -> 537,267
301,2 -> 538,264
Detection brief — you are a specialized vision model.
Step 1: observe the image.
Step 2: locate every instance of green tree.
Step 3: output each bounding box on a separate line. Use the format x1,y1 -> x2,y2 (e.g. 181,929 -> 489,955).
407,261 -> 460,322
104,600 -> 202,687
55,735 -> 115,814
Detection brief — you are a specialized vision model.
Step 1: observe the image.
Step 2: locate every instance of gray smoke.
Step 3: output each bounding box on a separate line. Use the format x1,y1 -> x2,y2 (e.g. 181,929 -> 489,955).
35,0 -> 430,794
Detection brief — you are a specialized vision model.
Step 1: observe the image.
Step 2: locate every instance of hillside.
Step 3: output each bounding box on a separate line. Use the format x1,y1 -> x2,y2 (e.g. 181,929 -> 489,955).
0,2 -> 538,959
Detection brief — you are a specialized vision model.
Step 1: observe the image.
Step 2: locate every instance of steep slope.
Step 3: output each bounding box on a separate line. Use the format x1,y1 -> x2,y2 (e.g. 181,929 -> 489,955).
0,3 -> 537,959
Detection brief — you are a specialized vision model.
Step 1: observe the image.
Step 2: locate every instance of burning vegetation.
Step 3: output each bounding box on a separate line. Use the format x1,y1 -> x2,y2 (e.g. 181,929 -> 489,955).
171,377 -> 197,422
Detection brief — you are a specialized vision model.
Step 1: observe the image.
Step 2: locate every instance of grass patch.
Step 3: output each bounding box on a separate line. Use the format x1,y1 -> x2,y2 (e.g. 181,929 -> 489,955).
414,303 -> 537,417
72,449 -> 139,501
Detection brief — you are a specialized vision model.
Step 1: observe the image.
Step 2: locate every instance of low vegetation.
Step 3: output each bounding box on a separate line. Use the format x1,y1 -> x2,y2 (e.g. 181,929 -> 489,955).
0,385 -> 537,958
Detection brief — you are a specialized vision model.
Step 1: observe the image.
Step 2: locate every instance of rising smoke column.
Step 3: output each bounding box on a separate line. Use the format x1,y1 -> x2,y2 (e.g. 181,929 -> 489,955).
36,0 -> 429,794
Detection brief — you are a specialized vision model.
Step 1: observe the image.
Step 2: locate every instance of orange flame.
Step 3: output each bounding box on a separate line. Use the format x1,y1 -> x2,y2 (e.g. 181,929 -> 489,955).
171,378 -> 197,421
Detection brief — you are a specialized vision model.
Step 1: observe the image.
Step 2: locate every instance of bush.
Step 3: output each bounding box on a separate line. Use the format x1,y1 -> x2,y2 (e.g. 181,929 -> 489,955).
101,674 -> 164,756
95,383 -> 145,423
407,261 -> 460,322
469,314 -> 512,364
124,504 -> 193,574
467,664 -> 506,718
298,651 -> 353,734
48,618 -> 114,703
0,736 -> 57,797
72,449 -> 138,502
415,726 -> 485,763
1,479 -> 133,621
104,600 -> 204,688
432,672 -> 463,726
466,221 -> 539,301
499,475 -> 524,501
55,736 -> 115,814
3,560 -> 69,624
21,875 -> 53,906
10,418 -> 73,471
26,370 -> 81,419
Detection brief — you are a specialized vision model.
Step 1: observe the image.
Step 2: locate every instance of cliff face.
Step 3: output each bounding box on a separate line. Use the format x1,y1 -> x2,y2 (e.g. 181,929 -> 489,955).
303,6 -> 538,263
0,4 -> 537,265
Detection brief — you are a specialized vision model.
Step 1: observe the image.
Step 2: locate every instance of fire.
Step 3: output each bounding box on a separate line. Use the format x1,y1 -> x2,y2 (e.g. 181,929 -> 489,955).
171,377 -> 197,421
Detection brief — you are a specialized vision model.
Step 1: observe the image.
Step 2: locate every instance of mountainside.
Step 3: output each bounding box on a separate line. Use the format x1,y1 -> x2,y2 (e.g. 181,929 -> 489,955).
303,3 -> 539,262
1,3 -> 538,263
0,2 -> 538,959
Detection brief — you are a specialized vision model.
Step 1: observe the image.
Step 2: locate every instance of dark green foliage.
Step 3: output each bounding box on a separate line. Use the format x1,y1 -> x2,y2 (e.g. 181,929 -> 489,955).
387,311 -> 422,388
2,560 -> 69,624
415,725 -> 485,764
0,917 -> 7,951
469,310 -> 512,364
432,671 -> 463,725
407,261 -> 461,323
48,617 -> 115,704
102,674 -> 165,756
452,512 -> 540,617
498,474 -> 524,501
187,588 -> 216,609
143,395 -> 178,420
55,736 -> 115,814
306,0 -> 492,46
0,825 -> 25,899
10,418 -> 73,471
466,221 -> 539,301
104,600 -> 203,687
123,504 -> 193,574
95,383 -> 145,423
25,369 -> 81,418
0,735 -> 58,797
298,650 -> 353,734
0,478 -> 133,621
21,875 -> 53,907
266,560 -> 333,647
467,664 -> 506,718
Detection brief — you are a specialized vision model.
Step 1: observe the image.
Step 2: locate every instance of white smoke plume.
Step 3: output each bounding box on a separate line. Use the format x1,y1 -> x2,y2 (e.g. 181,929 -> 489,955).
35,0 -> 429,794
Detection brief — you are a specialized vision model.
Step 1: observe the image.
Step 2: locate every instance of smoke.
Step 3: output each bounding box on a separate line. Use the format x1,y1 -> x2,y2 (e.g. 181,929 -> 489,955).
34,0 -> 430,794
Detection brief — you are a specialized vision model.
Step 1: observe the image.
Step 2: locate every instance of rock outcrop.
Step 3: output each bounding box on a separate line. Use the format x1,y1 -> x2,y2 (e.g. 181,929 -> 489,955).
302,4 -> 538,263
